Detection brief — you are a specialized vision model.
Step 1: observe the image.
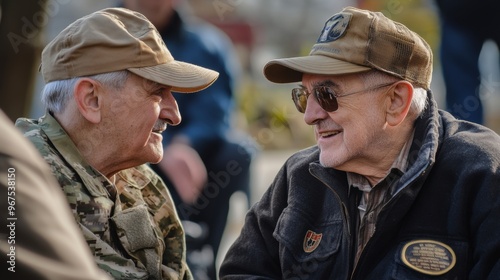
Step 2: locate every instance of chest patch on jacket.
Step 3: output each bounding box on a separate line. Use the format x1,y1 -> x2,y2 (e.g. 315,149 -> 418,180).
401,240 -> 456,275
303,230 -> 322,253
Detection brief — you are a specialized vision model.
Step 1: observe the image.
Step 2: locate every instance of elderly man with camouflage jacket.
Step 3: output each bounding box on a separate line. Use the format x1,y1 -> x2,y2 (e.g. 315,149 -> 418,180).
16,8 -> 218,280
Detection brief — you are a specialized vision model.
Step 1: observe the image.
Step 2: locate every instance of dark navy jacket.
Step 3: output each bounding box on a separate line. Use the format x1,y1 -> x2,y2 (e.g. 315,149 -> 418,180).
220,92 -> 500,279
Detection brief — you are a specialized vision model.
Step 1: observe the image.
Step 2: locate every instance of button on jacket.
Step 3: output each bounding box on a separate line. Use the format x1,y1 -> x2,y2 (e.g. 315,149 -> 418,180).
220,91 -> 500,279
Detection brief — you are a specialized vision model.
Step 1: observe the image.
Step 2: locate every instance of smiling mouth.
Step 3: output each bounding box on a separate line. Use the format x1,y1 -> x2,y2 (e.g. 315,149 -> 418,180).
319,131 -> 341,138
152,127 -> 166,134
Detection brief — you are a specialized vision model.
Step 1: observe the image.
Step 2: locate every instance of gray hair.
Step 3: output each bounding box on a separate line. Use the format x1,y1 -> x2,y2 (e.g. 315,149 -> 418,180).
410,87 -> 427,117
41,70 -> 130,114
360,70 -> 428,117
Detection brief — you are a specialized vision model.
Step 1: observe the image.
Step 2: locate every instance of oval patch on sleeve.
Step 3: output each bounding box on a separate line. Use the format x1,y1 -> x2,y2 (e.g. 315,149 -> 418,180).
401,240 -> 456,276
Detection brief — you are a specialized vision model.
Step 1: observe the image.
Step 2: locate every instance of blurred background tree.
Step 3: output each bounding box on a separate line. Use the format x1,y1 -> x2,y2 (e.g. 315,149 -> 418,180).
0,0 -> 47,122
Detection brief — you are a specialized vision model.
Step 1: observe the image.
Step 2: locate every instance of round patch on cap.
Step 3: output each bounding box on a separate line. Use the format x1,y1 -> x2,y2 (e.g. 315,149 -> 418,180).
317,12 -> 352,43
401,240 -> 456,276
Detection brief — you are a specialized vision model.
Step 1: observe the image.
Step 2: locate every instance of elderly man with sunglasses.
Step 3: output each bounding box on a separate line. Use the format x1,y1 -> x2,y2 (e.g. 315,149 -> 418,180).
220,7 -> 500,280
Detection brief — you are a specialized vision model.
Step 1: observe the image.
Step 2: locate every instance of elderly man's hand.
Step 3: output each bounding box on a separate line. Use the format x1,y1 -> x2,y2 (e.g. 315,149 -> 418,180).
158,142 -> 207,204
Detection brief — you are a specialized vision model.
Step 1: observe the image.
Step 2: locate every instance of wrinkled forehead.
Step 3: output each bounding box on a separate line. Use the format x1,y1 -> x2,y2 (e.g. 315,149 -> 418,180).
131,74 -> 171,92
143,79 -> 165,90
301,72 -> 361,90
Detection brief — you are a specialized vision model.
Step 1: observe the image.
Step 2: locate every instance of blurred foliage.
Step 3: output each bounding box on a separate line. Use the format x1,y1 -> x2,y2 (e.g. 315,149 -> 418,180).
235,78 -> 315,151
359,0 -> 440,54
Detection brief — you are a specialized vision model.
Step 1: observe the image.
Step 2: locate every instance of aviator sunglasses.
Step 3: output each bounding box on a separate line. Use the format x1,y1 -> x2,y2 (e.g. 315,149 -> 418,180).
291,82 -> 396,113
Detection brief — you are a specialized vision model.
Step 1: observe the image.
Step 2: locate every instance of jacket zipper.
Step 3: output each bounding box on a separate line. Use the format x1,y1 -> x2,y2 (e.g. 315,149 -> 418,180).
313,173 -> 357,280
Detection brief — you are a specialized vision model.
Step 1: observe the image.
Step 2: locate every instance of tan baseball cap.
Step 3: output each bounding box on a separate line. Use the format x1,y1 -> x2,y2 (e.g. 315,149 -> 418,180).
264,6 -> 433,90
41,8 -> 219,93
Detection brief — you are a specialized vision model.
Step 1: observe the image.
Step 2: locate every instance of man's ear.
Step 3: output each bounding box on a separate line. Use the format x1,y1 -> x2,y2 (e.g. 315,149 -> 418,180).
74,78 -> 101,124
385,81 -> 413,126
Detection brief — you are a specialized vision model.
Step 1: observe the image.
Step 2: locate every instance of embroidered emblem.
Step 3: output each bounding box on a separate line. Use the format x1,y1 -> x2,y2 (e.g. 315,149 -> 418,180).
401,240 -> 456,276
303,230 -> 322,253
317,13 -> 352,43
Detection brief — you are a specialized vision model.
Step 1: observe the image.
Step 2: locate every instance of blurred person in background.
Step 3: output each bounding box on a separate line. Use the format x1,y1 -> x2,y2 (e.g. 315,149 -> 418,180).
435,0 -> 500,124
121,1 -> 257,279
0,109 -> 110,280
15,7 -> 218,279
220,6 -> 500,279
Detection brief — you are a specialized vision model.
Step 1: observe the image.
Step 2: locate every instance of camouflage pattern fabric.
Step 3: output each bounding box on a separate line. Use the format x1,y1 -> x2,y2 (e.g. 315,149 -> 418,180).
15,113 -> 192,280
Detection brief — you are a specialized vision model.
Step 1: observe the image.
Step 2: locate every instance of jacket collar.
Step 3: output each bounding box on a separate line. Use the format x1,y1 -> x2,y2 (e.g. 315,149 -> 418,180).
394,90 -> 441,195
40,113 -> 110,197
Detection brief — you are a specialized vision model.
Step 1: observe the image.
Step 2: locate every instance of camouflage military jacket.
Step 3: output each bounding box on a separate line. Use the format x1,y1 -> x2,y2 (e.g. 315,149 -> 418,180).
16,114 -> 192,280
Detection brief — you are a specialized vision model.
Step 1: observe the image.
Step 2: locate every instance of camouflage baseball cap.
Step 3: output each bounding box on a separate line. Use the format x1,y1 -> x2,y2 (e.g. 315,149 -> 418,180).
263,6 -> 433,90
41,7 -> 218,93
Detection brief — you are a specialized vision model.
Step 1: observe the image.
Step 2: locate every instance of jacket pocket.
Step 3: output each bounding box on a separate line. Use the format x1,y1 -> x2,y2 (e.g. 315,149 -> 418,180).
273,206 -> 343,263
111,204 -> 159,252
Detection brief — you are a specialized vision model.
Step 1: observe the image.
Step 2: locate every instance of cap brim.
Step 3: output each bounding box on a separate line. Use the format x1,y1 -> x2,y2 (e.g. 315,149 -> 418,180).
263,55 -> 371,83
129,61 -> 219,93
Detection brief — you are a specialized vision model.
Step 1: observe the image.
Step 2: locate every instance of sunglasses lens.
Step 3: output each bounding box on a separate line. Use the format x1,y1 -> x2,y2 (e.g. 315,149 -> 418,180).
291,87 -> 339,113
315,87 -> 338,112
292,89 -> 307,113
